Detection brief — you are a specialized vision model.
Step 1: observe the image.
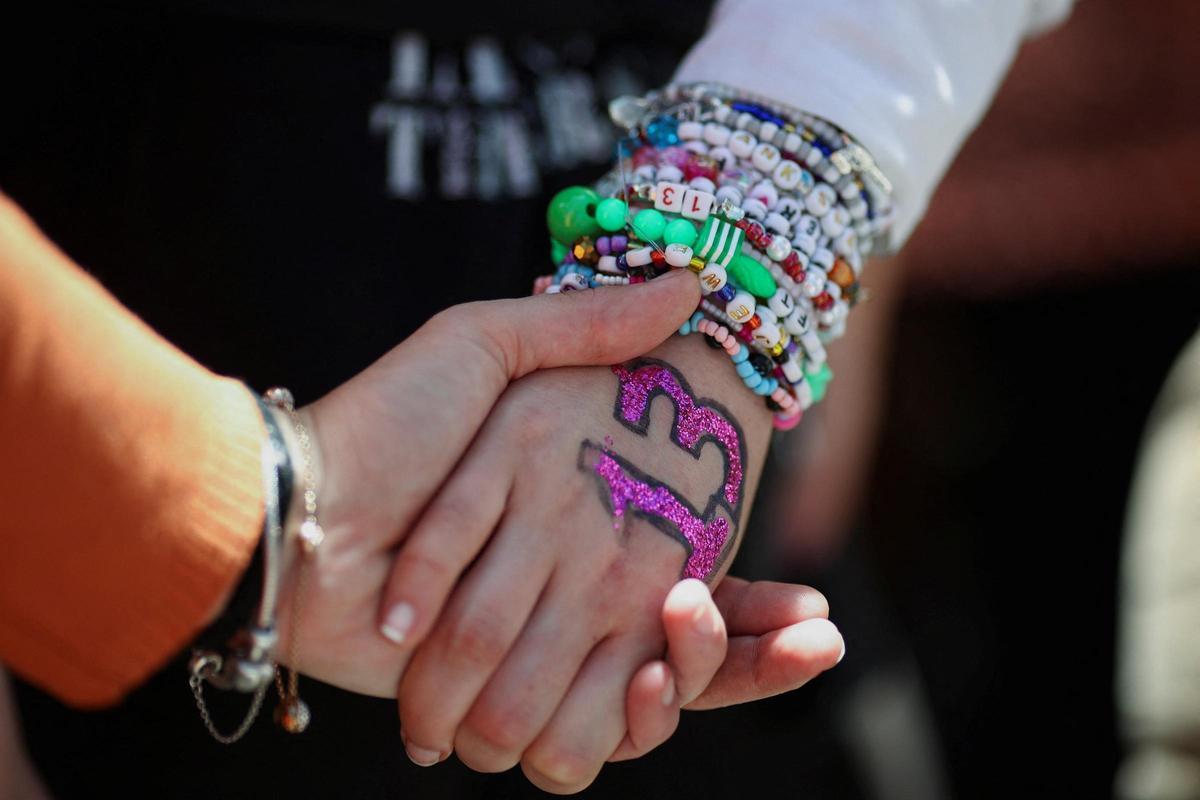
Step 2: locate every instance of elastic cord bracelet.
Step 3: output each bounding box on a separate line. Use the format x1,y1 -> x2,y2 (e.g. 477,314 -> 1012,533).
187,388 -> 292,744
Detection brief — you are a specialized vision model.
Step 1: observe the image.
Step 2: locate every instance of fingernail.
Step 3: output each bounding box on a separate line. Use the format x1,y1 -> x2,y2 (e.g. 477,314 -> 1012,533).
381,602 -> 414,645
661,672 -> 676,707
692,604 -> 719,636
837,637 -> 846,664
406,743 -> 441,767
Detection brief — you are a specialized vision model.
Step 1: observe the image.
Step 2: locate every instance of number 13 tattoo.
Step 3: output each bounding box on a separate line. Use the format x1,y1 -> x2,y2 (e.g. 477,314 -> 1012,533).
578,359 -> 747,581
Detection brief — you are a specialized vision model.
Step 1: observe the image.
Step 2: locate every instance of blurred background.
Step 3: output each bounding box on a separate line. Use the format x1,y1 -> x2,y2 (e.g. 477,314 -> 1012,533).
2,1 -> 1198,797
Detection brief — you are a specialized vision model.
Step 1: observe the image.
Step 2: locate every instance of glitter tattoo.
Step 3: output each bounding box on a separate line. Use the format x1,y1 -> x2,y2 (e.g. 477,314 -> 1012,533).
579,360 -> 746,581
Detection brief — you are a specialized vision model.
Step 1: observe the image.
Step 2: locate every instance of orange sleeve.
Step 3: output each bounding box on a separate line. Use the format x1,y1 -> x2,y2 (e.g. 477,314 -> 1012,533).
0,194 -> 265,707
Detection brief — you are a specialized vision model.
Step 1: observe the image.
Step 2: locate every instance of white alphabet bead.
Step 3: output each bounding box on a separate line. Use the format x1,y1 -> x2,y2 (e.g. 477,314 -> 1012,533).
678,121 -> 703,140
771,160 -> 804,191
751,143 -> 782,173
800,329 -> 826,365
664,243 -> 694,268
728,130 -> 757,159
768,288 -> 796,319
726,291 -> 756,323
784,132 -> 803,153
708,146 -> 734,171
656,165 -> 684,183
560,272 -> 589,291
715,185 -> 743,206
654,181 -> 687,213
756,304 -> 778,324
795,214 -> 821,240
752,319 -> 782,348
698,262 -> 727,294
775,197 -> 803,223
703,122 -> 731,146
763,212 -> 790,235
598,255 -> 619,274
741,197 -> 767,220
811,247 -> 835,272
749,180 -> 779,209
759,121 -> 780,142
688,176 -> 716,194
821,205 -> 851,238
784,305 -> 814,336
634,164 -> 657,182
805,183 -> 838,216
683,140 -> 709,155
681,189 -> 715,221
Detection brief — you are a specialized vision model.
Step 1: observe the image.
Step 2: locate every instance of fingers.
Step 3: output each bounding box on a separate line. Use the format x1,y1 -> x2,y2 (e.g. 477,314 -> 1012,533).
711,576 -> 830,635
451,572 -> 604,774
520,633 -> 661,793
397,523 -> 553,766
377,448 -> 511,649
686,616 -> 844,711
464,268 -> 700,382
608,661 -> 678,763
661,578 -> 727,706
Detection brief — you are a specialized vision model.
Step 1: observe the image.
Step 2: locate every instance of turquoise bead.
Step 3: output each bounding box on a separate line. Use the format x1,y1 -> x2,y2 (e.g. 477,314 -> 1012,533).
632,208 -> 667,242
744,372 -> 764,389
595,198 -> 628,232
736,361 -> 755,378
731,346 -> 749,364
547,186 -> 601,245
678,322 -> 691,335
663,218 -> 698,247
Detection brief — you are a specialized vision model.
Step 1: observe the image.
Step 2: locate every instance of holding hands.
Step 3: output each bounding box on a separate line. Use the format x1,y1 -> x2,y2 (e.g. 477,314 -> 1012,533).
276,270 -> 843,793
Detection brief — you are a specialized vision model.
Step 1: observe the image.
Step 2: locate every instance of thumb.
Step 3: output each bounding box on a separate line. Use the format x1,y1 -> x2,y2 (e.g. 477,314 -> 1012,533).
468,269 -> 701,381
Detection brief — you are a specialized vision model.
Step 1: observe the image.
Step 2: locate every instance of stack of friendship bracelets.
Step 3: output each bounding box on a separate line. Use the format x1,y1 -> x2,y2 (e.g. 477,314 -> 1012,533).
534,82 -> 895,431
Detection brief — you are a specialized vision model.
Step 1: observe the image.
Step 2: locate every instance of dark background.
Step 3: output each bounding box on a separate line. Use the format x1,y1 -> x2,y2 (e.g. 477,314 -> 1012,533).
3,2 -> 1198,798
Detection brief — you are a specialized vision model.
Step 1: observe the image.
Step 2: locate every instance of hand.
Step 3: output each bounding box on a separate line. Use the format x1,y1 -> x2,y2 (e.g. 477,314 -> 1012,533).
273,271 -> 700,696
613,576 -> 844,765
385,330 -> 826,790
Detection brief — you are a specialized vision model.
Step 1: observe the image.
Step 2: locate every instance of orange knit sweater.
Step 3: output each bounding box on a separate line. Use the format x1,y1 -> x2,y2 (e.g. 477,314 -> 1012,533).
0,195 -> 265,707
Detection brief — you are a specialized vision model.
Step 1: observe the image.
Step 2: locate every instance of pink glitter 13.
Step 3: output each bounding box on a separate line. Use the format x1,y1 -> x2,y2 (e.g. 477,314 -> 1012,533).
591,448 -> 731,580
611,363 -> 744,507
581,361 -> 746,581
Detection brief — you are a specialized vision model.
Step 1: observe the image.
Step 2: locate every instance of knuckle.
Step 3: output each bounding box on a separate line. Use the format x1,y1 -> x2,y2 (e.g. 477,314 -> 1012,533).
523,747 -> 599,794
444,614 -> 507,668
460,704 -> 534,760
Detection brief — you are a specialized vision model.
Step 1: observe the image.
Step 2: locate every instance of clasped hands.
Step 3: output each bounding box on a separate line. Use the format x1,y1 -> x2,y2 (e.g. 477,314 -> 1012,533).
270,269 -> 844,794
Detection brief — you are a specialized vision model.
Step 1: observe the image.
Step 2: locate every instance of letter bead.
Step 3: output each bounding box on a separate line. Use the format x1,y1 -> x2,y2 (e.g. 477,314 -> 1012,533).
703,122 -> 732,146
654,181 -> 687,213
677,120 -> 704,140
771,160 -> 804,191
729,130 -> 757,159
751,143 -> 782,173
681,189 -> 715,221
664,243 -> 694,268
768,287 -> 796,319
805,183 -> 838,216
698,262 -> 728,294
726,291 -> 756,323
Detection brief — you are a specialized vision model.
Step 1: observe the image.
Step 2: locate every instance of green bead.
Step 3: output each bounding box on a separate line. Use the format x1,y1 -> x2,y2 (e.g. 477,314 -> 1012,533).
806,363 -> 834,404
632,208 -> 667,243
595,198 -> 628,232
547,186 -> 601,245
550,238 -> 567,265
663,218 -> 698,247
727,254 -> 777,299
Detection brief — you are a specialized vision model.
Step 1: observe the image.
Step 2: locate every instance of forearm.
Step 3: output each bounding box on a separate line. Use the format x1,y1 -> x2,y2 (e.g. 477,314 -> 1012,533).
0,195 -> 264,707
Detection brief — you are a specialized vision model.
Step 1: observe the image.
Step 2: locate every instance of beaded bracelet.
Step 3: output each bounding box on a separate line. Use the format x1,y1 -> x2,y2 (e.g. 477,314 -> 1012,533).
537,82 -> 893,429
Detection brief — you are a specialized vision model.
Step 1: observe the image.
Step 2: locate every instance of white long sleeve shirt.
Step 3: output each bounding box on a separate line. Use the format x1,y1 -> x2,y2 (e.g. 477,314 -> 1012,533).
676,0 -> 1074,248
